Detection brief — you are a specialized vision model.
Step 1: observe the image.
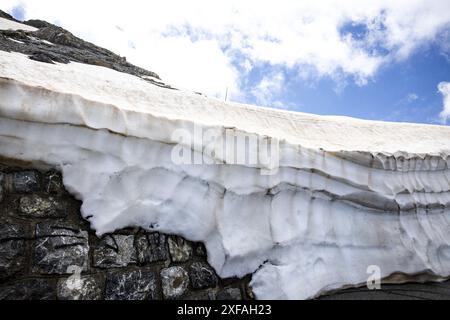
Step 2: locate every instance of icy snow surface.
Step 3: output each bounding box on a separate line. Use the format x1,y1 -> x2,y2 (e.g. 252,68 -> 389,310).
0,17 -> 37,32
1,51 -> 450,299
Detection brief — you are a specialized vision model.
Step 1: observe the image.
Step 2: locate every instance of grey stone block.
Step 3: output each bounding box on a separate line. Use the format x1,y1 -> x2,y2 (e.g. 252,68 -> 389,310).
105,269 -> 157,300
190,262 -> 218,289
33,221 -> 89,274
168,236 -> 193,262
161,266 -> 189,299
93,234 -> 136,268
136,232 -> 168,264
13,171 -> 40,193
43,171 -> 65,194
57,274 -> 103,300
0,221 -> 27,280
0,279 -> 55,300
18,194 -> 67,218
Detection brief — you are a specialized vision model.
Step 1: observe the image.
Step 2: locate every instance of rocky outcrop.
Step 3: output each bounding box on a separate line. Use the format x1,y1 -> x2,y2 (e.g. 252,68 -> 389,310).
0,10 -> 17,22
0,9 -> 173,89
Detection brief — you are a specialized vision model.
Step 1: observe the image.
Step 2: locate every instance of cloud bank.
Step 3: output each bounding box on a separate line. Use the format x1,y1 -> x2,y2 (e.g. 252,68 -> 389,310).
3,0 -> 450,106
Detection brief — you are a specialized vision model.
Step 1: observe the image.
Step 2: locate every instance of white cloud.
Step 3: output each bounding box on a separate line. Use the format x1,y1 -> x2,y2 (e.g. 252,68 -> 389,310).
135,37 -> 240,99
251,72 -> 300,110
407,93 -> 419,102
3,0 -> 450,102
437,28 -> 450,62
438,82 -> 450,123
396,92 -> 419,106
251,71 -> 285,107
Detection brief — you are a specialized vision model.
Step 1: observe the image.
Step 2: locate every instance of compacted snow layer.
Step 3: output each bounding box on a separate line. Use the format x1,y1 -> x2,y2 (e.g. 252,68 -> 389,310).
0,17 -> 37,32
1,51 -> 450,299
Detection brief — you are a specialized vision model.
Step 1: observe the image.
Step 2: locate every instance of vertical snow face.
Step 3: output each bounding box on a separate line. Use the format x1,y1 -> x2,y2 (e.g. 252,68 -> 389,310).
1,52 -> 450,299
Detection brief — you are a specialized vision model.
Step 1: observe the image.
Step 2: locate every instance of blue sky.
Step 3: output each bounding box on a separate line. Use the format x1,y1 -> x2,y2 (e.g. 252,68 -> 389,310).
246,42 -> 450,124
4,0 -> 450,125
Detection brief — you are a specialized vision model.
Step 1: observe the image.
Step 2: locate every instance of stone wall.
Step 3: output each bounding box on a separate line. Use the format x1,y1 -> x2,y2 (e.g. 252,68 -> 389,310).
0,164 -> 252,300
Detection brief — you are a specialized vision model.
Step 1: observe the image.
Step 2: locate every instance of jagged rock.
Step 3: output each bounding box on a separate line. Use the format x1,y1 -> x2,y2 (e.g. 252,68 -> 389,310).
0,279 -> 55,300
33,221 -> 89,274
0,221 -> 27,280
168,236 -> 193,262
105,270 -> 157,300
0,10 -> 17,22
18,194 -> 67,218
216,287 -> 242,300
161,266 -> 189,299
136,232 -> 168,264
29,51 -> 69,64
1,29 -> 28,41
23,19 -> 53,29
0,19 -> 168,87
93,235 -> 136,268
28,51 -> 54,64
57,274 -> 103,300
190,262 -> 218,289
1,21 -> 160,80
33,25 -> 86,48
13,171 -> 40,193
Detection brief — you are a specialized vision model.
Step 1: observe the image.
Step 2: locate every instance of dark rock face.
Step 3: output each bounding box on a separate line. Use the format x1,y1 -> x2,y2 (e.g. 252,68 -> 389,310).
18,194 -> 67,218
23,19 -> 52,29
168,236 -> 193,262
0,11 -> 180,91
161,266 -> 189,299
0,221 -> 27,280
136,232 -> 168,264
13,171 -> 40,193
33,221 -> 89,274
0,10 -> 17,22
0,279 -> 55,300
0,13 -> 171,88
93,235 -> 136,268
190,262 -> 218,289
29,51 -> 69,64
57,274 -> 103,300
105,270 -> 158,300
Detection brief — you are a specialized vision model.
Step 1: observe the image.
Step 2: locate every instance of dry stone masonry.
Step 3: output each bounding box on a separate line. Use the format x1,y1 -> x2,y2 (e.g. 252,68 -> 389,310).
0,165 -> 250,300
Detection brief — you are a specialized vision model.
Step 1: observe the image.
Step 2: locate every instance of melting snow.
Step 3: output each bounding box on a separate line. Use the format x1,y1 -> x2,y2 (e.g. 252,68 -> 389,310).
0,17 -> 37,32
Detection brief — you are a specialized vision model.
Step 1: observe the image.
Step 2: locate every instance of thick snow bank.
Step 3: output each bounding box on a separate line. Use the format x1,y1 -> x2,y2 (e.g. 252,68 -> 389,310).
1,51 -> 450,299
0,17 -> 37,32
